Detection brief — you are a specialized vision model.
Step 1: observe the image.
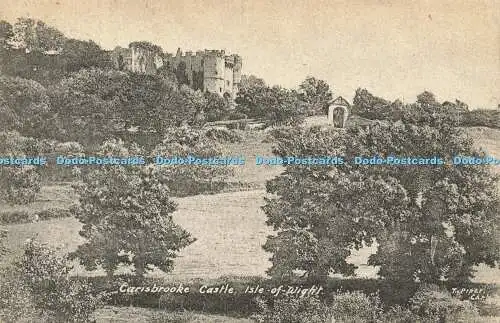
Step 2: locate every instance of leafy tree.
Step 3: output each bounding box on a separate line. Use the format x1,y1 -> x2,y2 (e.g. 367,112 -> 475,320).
0,75 -> 51,136
70,140 -> 194,278
0,20 -> 13,49
263,113 -> 499,283
12,17 -> 65,53
461,109 -> 500,129
239,74 -> 266,91
416,91 -> 438,106
352,88 -> 395,120
47,68 -> 125,144
152,126 -> 234,196
264,86 -> 306,126
0,131 -> 42,204
203,91 -> 232,122
0,229 -> 7,260
298,76 -> 333,115
60,38 -> 112,72
47,68 -> 204,144
236,83 -> 306,126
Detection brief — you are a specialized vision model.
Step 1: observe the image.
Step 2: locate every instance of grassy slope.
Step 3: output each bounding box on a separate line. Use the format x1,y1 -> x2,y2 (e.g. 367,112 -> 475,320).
1,123 -> 499,321
1,125 -> 499,282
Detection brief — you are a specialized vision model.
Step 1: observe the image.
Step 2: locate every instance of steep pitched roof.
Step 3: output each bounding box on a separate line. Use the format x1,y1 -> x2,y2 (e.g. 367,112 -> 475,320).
330,96 -> 351,107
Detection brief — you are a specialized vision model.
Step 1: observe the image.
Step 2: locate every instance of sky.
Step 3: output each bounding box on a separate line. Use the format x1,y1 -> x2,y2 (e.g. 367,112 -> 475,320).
1,0 -> 499,109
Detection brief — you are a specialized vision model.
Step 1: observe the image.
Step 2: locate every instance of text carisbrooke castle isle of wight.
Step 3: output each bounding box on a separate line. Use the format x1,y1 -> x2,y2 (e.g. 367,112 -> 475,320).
110,42 -> 242,99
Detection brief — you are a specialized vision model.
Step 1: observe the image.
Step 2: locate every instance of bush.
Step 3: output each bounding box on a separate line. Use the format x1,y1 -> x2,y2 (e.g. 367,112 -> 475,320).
0,132 -> 43,205
461,109 -> 500,129
204,127 -> 242,143
153,126 -> 233,196
0,166 -> 41,204
379,305 -> 422,323
252,296 -> 330,323
0,239 -> 107,322
252,290 -> 385,323
228,111 -> 248,120
0,265 -> 40,322
0,208 -> 72,225
0,210 -> 31,224
329,290 -> 383,323
149,311 -> 196,323
409,284 -> 480,322
37,207 -> 73,221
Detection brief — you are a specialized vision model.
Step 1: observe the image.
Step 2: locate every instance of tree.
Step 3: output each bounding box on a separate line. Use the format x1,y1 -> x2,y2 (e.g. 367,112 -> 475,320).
416,91 -> 438,106
0,230 -> 7,260
70,140 -> 194,278
352,88 -> 395,120
12,18 -> 65,53
0,20 -> 13,49
298,76 -> 333,115
60,38 -> 112,72
0,75 -> 51,136
239,74 -> 266,91
47,68 -> 204,144
263,107 -> 499,284
203,91 -> 232,122
0,131 -> 42,205
236,83 -> 306,126
152,126 -> 234,196
264,86 -> 306,126
0,239 -> 106,322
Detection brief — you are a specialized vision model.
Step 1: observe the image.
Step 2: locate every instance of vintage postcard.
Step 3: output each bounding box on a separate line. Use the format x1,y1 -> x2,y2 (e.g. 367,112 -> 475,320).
0,0 -> 499,322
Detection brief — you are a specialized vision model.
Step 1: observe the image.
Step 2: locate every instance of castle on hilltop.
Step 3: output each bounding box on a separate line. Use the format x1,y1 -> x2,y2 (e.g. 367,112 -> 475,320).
110,42 -> 242,99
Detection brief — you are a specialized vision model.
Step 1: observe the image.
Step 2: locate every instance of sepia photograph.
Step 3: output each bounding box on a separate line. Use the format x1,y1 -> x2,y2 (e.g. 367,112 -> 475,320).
0,0 -> 499,322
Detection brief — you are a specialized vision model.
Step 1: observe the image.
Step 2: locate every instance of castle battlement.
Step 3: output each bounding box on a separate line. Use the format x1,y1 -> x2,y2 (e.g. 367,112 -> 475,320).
110,44 -> 242,99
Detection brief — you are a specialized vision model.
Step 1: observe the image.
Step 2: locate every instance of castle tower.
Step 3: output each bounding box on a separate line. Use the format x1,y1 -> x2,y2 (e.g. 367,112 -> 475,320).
232,55 -> 242,99
203,50 -> 226,95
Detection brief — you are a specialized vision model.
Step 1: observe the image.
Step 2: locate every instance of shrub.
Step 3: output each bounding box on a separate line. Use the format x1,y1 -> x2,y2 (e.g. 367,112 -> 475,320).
0,166 -> 41,205
252,296 -> 331,323
409,284 -> 480,322
0,132 -> 43,205
36,207 -> 73,220
149,311 -> 196,323
379,305 -> 422,323
153,126 -> 233,196
204,127 -> 242,143
0,239 -> 107,322
228,111 -> 248,120
329,290 -> 383,323
0,210 -> 31,224
0,265 -> 40,322
461,109 -> 500,129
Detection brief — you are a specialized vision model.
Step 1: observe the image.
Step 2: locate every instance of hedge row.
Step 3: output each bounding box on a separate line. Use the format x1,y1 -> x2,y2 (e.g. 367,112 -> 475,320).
79,275 -> 498,316
0,207 -> 73,225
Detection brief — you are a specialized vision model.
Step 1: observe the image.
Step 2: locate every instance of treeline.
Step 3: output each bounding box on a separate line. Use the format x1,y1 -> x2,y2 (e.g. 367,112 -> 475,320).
352,88 -> 500,129
0,18 -> 334,147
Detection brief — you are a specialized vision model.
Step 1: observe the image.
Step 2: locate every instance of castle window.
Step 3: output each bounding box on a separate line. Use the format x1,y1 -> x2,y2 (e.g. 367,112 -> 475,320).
220,88 -> 222,92
227,81 -> 230,86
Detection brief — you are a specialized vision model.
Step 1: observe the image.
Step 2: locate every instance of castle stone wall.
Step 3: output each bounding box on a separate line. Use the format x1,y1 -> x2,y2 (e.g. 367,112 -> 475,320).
111,45 -> 241,98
